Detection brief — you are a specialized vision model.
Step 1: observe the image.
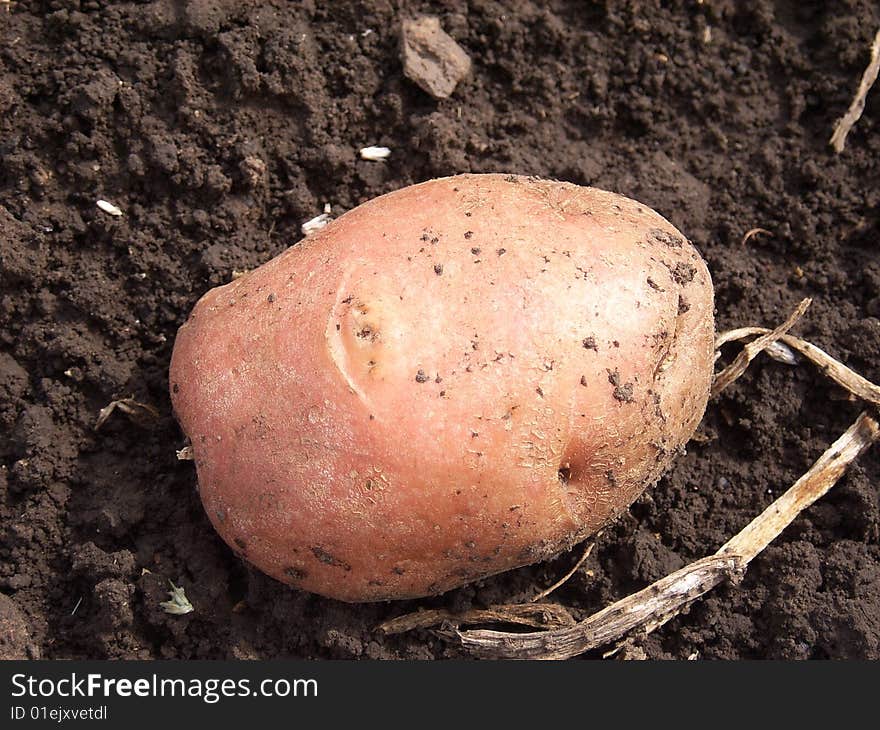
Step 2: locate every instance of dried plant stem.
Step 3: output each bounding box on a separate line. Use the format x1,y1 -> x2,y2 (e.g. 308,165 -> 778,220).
829,29 -> 880,153
457,555 -> 742,660
455,411 -> 879,659
721,411 -> 879,560
530,541 -> 594,603
380,544 -> 594,636
715,328 -> 880,408
741,227 -> 772,245
710,298 -> 811,398
379,602 -> 576,635
95,397 -> 159,430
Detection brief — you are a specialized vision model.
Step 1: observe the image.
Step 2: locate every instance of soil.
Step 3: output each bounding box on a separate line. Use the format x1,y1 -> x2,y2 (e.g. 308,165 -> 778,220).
2,0 -> 880,660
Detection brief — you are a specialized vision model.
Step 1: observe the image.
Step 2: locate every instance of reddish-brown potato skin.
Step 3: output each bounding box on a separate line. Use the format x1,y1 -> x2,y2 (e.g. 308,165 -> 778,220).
169,174 -> 714,602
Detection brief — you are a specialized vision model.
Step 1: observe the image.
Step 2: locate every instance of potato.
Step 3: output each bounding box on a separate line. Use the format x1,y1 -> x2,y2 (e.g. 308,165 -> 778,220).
169,174 -> 714,602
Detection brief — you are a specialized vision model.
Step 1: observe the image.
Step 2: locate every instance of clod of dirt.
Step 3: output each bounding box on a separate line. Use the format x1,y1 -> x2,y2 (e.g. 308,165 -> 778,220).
0,362 -> 24,399
71,542 -> 136,580
401,16 -> 471,99
10,404 -> 75,494
0,592 -> 33,659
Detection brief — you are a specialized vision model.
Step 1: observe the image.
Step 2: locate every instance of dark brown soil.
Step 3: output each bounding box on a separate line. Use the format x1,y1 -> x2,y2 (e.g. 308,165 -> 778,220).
2,0 -> 880,660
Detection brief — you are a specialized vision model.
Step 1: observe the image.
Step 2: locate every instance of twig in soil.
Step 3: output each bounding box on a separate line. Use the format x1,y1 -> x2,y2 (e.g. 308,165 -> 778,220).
829,29 -> 880,153
455,555 -> 743,659
720,411 -> 879,561
530,541 -> 594,603
379,601 -> 576,635
715,328 -> 880,408
453,411 -> 879,659
94,398 -> 159,430
378,542 -> 596,634
741,227 -> 772,245
710,298 -> 811,398
380,543 -> 593,636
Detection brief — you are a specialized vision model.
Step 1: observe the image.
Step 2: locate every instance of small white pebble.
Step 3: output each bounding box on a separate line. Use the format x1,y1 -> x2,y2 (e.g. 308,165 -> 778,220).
301,212 -> 332,236
359,146 -> 391,161
96,199 -> 123,217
